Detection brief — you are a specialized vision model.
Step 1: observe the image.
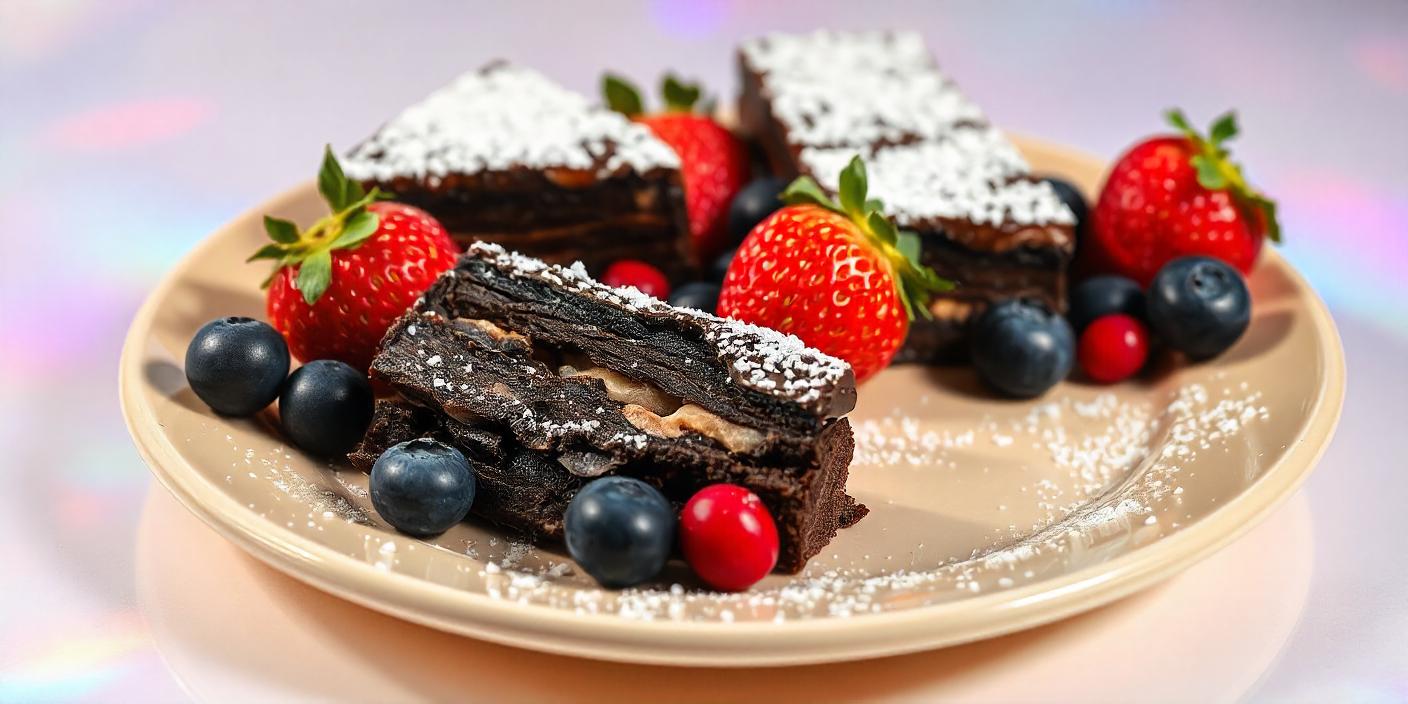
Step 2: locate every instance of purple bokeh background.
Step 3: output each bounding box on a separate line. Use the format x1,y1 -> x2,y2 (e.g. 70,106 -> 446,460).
1,1 -> 1404,700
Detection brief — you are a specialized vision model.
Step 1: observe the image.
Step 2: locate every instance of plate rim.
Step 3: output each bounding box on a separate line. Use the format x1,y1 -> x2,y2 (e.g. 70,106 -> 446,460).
119,138 -> 1346,667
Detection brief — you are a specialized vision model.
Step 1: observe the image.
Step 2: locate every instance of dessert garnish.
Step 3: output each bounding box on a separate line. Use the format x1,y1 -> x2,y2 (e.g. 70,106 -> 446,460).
184,317 -> 289,417
717,156 -> 952,381
342,62 -> 692,279
349,243 -> 864,574
1089,109 -> 1281,285
1145,256 -> 1251,360
251,148 -> 458,371
370,439 -> 477,537
969,300 -> 1076,398
603,72 -> 750,260
600,259 -> 671,299
564,477 -> 675,589
680,484 -> 780,591
1078,314 -> 1150,384
277,359 -> 374,457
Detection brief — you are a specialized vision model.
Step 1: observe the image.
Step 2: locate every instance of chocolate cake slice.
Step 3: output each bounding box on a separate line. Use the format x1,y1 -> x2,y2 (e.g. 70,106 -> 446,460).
342,62 -> 694,279
351,243 -> 865,574
738,30 -> 1076,361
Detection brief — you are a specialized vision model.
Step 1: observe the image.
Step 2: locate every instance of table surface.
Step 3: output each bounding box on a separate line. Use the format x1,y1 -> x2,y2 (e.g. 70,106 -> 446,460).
1,1 -> 1405,701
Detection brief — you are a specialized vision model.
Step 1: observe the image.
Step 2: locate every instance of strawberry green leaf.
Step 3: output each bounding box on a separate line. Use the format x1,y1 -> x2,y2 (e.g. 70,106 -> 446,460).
865,211 -> 899,247
602,74 -> 644,116
1252,196 -> 1281,243
329,210 -> 380,250
865,197 -> 886,212
263,215 -> 299,244
1208,111 -> 1238,147
1190,154 -> 1229,190
896,230 -> 922,262
295,249 -> 333,305
838,156 -> 868,217
781,176 -> 841,212
1165,108 -> 1194,136
318,145 -> 361,212
246,243 -> 287,263
661,74 -> 702,112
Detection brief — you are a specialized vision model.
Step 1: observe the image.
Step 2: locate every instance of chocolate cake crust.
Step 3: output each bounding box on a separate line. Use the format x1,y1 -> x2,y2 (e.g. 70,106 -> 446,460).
355,244 -> 865,574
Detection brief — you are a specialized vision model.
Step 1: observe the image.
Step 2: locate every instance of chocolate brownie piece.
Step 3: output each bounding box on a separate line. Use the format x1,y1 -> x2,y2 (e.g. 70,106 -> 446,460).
352,243 -> 865,574
738,31 -> 1076,360
342,62 -> 694,279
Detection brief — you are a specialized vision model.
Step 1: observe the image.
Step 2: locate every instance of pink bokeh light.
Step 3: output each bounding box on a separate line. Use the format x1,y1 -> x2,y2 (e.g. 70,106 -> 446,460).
1351,34 -> 1408,93
41,97 -> 215,152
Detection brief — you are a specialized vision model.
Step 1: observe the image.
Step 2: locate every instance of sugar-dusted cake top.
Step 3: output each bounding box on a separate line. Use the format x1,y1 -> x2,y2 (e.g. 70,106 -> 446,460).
801,131 -> 1077,231
343,62 -> 680,184
742,30 -> 1074,236
448,243 -> 854,415
740,30 -> 985,148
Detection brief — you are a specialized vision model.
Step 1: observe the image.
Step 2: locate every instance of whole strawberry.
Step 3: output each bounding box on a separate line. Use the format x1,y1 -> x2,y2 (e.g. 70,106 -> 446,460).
604,73 -> 749,261
251,147 -> 458,371
1087,109 -> 1280,285
717,157 -> 951,382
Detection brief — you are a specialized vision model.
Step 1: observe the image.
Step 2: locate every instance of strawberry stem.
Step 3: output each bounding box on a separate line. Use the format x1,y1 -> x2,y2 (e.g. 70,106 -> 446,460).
248,146 -> 393,303
1165,108 -> 1282,243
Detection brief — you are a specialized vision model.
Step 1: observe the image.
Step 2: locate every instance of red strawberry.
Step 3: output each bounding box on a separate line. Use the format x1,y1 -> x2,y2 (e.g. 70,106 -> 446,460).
1087,109 -> 1280,285
717,157 -> 951,382
604,73 -> 749,261
251,147 -> 458,371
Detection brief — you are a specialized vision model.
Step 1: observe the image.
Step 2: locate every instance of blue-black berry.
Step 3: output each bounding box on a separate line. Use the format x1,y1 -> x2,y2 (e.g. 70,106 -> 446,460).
370,439 -> 476,537
185,316 -> 289,416
970,299 -> 1075,398
1068,275 -> 1146,332
1146,256 -> 1251,360
726,177 -> 788,244
564,476 -> 674,589
668,281 -> 721,313
278,359 -> 374,456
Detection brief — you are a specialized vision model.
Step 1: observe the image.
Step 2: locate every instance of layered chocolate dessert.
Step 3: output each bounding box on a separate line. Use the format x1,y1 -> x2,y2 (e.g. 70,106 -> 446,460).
738,30 -> 1077,360
351,243 -> 865,573
342,62 -> 694,279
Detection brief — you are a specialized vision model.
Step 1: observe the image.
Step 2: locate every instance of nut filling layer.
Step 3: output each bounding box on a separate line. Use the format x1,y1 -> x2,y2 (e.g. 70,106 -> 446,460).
561,366 -> 766,453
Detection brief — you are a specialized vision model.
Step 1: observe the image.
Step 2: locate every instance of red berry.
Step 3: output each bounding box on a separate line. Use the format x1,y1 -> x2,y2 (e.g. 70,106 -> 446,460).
1086,110 -> 1279,285
716,159 -> 950,383
602,260 -> 670,299
680,484 -> 779,591
265,201 -> 457,371
638,113 -> 749,260
1078,314 -> 1150,383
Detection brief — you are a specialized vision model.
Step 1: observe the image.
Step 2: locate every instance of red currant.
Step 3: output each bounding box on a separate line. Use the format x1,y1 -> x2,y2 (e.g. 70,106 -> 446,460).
680,484 -> 779,591
601,260 -> 670,299
1078,313 -> 1150,383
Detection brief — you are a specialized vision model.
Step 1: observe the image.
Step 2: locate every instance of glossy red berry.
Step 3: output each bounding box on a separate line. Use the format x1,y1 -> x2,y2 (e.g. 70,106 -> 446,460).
602,260 -> 670,299
1078,314 -> 1150,383
680,484 -> 779,591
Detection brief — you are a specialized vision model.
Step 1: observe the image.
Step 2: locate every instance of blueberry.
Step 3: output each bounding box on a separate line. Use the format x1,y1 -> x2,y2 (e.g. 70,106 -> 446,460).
710,248 -> 737,283
970,299 -> 1075,398
1042,177 -> 1088,230
370,439 -> 476,537
1146,256 -> 1251,360
668,281 -> 721,313
1068,275 -> 1146,332
278,360 -> 374,456
185,316 -> 289,416
726,177 -> 788,244
564,476 -> 674,589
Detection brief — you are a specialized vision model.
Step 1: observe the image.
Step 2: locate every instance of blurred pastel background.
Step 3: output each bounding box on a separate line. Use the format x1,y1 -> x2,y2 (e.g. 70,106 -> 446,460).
0,1 -> 1404,701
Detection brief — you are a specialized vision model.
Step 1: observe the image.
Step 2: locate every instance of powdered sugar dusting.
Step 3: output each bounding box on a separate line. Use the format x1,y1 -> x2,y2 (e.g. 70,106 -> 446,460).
741,30 -> 1073,230
467,382 -> 1268,620
343,63 -> 679,183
